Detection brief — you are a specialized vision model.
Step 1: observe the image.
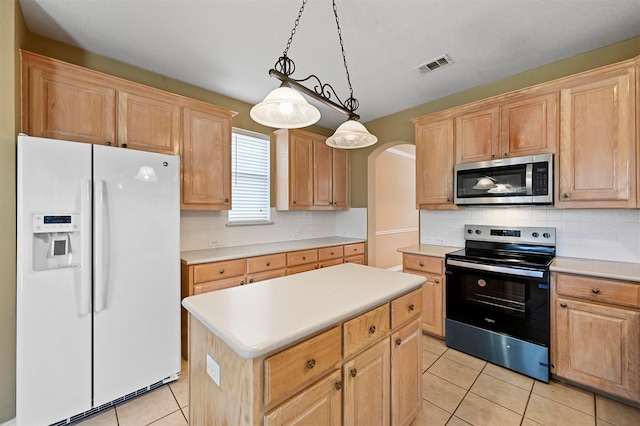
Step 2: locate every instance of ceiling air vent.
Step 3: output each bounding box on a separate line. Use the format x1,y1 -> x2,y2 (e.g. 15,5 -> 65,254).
415,54 -> 454,74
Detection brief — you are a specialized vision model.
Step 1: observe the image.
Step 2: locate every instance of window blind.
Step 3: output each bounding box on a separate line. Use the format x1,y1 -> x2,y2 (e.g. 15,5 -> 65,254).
229,129 -> 271,224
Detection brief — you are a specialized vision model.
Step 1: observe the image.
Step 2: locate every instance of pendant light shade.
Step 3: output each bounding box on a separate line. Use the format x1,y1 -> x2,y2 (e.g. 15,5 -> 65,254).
326,120 -> 378,149
250,86 -> 321,129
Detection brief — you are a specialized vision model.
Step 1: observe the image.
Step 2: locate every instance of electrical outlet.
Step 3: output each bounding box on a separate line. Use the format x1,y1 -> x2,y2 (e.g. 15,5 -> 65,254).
424,236 -> 434,243
435,237 -> 445,244
206,353 -> 221,387
342,231 -> 349,236
209,239 -> 219,247
292,232 -> 300,239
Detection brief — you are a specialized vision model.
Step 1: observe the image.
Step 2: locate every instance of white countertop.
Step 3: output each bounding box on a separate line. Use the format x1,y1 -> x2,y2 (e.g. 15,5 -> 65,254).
181,236 -> 366,265
181,263 -> 426,359
397,244 -> 462,258
551,257 -> 640,282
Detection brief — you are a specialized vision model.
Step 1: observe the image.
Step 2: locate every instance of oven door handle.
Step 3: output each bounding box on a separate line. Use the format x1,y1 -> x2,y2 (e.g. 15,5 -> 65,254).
446,259 -> 545,278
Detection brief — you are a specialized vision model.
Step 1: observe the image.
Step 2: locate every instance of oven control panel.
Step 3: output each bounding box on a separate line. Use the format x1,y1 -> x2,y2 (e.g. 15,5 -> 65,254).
464,224 -> 555,245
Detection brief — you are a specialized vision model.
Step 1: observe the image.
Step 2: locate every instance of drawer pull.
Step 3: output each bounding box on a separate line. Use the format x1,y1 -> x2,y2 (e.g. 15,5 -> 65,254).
435,278 -> 440,284
560,302 -> 567,308
331,252 -> 334,255
219,269 -> 224,274
306,359 -> 316,369
266,262 -> 271,267
592,288 -> 600,294
395,338 -> 402,346
409,304 -> 415,311
302,256 -> 306,260
369,326 -> 376,334
350,368 -> 357,378
239,280 -> 245,285
335,381 -> 343,390
419,261 -> 424,267
248,278 -> 254,283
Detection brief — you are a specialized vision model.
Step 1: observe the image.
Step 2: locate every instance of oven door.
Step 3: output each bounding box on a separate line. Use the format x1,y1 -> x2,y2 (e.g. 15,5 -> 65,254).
445,259 -> 550,347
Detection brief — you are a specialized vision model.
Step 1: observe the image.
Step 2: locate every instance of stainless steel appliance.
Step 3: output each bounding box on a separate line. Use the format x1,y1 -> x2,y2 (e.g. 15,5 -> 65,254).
445,224 -> 555,382
454,153 -> 553,205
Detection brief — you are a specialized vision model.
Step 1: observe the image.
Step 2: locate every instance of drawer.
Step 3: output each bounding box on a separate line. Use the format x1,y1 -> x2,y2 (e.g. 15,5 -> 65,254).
343,303 -> 390,358
403,253 -> 443,275
319,258 -> 343,269
247,269 -> 286,284
287,249 -> 318,267
344,243 -> 365,257
555,273 -> 640,308
264,326 -> 341,407
193,275 -> 245,295
193,259 -> 246,284
344,254 -> 365,265
287,263 -> 318,275
247,253 -> 287,274
318,245 -> 344,261
391,288 -> 423,328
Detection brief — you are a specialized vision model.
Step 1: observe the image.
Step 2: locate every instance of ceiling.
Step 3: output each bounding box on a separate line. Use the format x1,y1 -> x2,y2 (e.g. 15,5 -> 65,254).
19,0 -> 640,130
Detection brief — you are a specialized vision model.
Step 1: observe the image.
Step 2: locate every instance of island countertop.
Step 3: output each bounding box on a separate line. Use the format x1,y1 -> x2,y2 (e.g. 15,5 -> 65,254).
181,263 -> 426,359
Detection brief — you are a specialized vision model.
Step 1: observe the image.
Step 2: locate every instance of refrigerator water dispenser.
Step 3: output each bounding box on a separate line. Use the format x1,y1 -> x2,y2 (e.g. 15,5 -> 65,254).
32,213 -> 81,271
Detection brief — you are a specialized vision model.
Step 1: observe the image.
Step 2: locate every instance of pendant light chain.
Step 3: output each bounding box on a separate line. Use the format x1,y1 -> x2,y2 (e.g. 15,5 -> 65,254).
332,0 -> 355,108
283,0 -> 308,58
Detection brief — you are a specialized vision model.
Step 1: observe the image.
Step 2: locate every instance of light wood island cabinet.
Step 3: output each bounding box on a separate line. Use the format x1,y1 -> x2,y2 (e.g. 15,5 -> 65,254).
552,272 -> 640,404
182,264 -> 424,426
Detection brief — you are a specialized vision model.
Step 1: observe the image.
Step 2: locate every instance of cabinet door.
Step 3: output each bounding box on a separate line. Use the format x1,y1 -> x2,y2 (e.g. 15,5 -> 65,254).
391,320 -> 422,426
25,65 -> 116,145
500,92 -> 557,158
555,297 -> 640,402
415,118 -> 456,208
290,133 -> 314,208
455,106 -> 500,163
421,273 -> 444,337
558,67 -> 636,207
117,89 -> 180,155
332,148 -> 350,209
343,339 -> 390,426
264,370 -> 342,426
313,140 -> 333,207
181,105 -> 232,209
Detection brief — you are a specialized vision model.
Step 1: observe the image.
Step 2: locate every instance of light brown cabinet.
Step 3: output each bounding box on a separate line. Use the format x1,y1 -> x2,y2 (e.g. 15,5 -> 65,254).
402,253 -> 445,337
455,92 -> 557,164
552,273 -> 640,404
180,104 -> 233,210
413,117 -> 456,209
557,64 -> 636,208
391,320 -> 422,426
275,129 -> 350,211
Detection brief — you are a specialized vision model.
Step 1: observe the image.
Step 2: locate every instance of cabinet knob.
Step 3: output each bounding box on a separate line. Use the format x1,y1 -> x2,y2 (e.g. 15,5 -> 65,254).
105,141 -> 112,146
335,381 -> 343,390
121,143 -> 128,148
447,198 -> 452,203
293,200 -> 297,204
592,288 -> 600,294
503,152 -> 509,158
395,338 -> 402,346
409,304 -> 415,311
350,368 -> 357,378
435,278 -> 440,284
248,278 -> 254,283
266,262 -> 271,267
331,252 -> 334,255
219,269 -> 224,274
560,302 -> 567,308
224,198 -> 229,203
239,280 -> 245,285
369,325 -> 376,334
302,256 -> 306,260
491,154 -> 497,159
563,193 -> 570,199
419,261 -> 424,267
306,359 -> 316,369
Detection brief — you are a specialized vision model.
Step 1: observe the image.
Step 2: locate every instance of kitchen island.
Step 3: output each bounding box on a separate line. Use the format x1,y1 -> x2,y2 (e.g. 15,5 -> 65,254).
182,263 -> 426,425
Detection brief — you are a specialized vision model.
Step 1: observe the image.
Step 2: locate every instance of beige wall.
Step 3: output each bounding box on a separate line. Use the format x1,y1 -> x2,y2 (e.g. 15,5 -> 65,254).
0,0 -> 26,422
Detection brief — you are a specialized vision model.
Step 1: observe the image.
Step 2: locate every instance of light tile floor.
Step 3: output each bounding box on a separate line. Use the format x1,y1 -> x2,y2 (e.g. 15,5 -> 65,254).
74,334 -> 640,426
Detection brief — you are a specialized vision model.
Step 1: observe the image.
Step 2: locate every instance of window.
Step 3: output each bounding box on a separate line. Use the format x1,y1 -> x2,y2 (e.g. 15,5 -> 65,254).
228,128 -> 271,224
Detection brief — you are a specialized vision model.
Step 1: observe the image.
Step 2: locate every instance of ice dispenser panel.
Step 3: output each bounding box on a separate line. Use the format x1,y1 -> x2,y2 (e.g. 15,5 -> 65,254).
32,213 -> 81,271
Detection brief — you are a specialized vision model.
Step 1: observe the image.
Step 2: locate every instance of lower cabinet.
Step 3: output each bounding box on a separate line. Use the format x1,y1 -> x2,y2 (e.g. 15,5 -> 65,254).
391,320 -> 422,426
552,273 -> 640,404
402,253 -> 445,337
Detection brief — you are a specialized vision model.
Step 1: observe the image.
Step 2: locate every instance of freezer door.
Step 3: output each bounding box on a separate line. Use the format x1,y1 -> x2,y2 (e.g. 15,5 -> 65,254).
92,145 -> 181,405
16,135 -> 93,425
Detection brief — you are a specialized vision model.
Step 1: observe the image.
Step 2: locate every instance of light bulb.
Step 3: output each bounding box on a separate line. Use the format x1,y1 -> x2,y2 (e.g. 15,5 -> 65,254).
279,102 -> 294,115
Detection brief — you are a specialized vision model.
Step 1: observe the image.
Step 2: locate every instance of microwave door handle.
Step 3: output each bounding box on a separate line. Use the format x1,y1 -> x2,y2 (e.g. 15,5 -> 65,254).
447,259 -> 544,278
525,163 -> 533,195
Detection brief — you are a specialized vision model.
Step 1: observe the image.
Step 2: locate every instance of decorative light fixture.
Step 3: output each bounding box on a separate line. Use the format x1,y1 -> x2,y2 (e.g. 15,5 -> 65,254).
250,0 -> 377,149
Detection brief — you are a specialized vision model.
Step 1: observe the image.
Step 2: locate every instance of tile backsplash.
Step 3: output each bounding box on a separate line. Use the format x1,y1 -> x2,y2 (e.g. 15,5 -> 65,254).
420,207 -> 640,263
180,208 -> 367,252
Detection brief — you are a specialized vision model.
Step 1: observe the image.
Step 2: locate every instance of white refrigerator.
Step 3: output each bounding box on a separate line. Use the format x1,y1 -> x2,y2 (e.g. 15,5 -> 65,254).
16,134 -> 181,425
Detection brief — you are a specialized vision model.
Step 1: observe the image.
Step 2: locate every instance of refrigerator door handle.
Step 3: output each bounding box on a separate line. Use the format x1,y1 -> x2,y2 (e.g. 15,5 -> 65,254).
78,180 -> 92,316
94,180 -> 110,313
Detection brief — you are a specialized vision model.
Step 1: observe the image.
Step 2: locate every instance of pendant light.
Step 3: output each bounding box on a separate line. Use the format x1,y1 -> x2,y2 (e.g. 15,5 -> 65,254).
250,0 -> 377,149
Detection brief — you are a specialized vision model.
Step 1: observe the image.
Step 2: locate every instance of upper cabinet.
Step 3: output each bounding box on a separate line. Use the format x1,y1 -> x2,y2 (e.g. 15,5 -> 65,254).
556,64 -> 636,208
455,91 -> 557,163
413,116 -> 456,209
21,51 -> 236,211
275,129 -> 349,211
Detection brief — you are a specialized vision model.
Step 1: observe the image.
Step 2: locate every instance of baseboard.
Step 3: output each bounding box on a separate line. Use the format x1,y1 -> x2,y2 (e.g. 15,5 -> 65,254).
0,418 -> 16,426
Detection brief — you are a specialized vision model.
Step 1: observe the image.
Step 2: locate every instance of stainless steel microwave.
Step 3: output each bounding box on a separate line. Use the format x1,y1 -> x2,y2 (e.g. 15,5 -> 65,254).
454,153 -> 553,205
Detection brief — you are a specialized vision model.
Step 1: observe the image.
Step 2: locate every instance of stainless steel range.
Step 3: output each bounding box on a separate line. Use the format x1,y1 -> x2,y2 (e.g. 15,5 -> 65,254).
445,224 -> 556,382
